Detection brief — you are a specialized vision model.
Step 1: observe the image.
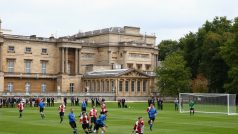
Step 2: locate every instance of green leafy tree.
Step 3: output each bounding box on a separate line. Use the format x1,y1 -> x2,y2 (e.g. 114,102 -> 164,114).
179,32 -> 200,78
220,32 -> 238,94
156,52 -> 191,96
158,40 -> 179,61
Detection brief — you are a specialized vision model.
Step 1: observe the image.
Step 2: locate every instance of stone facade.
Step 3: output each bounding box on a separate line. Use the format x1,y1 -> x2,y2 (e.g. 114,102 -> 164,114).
0,24 -> 158,98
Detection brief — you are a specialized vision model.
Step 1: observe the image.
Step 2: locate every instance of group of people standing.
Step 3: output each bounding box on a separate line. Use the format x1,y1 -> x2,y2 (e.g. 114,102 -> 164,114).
148,97 -> 163,110
117,98 -> 126,108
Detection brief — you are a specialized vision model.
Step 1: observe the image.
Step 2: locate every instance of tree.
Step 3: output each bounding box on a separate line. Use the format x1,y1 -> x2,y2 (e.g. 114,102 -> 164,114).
220,32 -> 238,94
158,40 -> 179,61
192,74 -> 208,93
179,32 -> 200,78
156,52 -> 191,96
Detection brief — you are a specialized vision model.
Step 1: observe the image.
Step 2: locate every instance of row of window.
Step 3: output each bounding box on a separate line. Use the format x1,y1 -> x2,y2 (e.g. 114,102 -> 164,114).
7,82 -> 47,93
8,46 -> 48,54
7,60 -> 47,74
119,80 -> 147,92
7,82 -> 75,93
127,63 -> 151,70
85,80 -> 147,92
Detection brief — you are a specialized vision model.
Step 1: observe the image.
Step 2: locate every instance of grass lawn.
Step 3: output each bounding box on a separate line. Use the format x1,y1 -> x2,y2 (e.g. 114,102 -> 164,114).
0,102 -> 238,134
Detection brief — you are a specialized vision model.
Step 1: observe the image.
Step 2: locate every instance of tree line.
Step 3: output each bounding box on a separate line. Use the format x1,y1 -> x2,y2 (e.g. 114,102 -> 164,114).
156,16 -> 238,96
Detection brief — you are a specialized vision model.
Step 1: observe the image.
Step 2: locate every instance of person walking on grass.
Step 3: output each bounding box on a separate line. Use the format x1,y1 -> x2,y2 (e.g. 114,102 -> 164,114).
174,98 -> 179,111
189,99 -> 195,115
89,106 -> 97,131
17,101 -> 24,118
94,111 -> 108,134
58,102 -> 65,123
80,111 -> 91,134
68,108 -> 77,134
147,104 -> 157,131
132,117 -> 144,134
38,99 -> 45,119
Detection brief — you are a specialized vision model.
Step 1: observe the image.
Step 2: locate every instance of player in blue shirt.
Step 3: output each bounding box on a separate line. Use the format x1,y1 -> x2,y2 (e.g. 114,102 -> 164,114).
94,111 -> 108,134
81,100 -> 87,112
38,99 -> 45,119
68,108 -> 77,134
147,104 -> 157,131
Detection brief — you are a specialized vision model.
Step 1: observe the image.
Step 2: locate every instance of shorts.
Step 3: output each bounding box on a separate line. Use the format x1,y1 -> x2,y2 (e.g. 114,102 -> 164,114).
40,108 -> 44,112
94,123 -> 104,130
81,107 -> 86,112
82,123 -> 89,129
59,112 -> 64,116
149,117 -> 155,122
19,110 -> 23,112
190,108 -> 194,111
91,117 -> 96,124
69,121 -> 77,128
136,132 -> 143,134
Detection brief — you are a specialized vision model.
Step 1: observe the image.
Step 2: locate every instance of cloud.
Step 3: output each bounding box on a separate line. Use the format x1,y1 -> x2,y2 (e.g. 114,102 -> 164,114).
0,0 -> 237,43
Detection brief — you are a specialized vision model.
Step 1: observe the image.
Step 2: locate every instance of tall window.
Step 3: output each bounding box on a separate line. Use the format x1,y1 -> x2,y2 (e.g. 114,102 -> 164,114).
125,81 -> 129,92
8,46 -> 15,53
119,81 -> 123,92
94,81 -> 96,92
131,81 -> 135,92
41,48 -> 47,54
70,83 -> 74,93
25,82 -> 30,93
41,83 -> 46,93
111,80 -> 115,92
25,60 -> 31,73
7,60 -> 14,72
107,81 -> 109,91
143,80 -> 147,92
137,81 -> 141,91
41,61 -> 47,74
25,47 -> 32,53
7,83 -> 13,92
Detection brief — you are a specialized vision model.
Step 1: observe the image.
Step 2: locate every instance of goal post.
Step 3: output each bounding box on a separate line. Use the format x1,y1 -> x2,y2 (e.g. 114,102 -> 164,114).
179,93 -> 237,115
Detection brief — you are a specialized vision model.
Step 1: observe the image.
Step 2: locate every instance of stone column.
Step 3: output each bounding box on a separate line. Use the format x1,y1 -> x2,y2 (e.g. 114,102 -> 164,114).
155,54 -> 158,67
123,79 -> 125,96
115,79 -> 118,96
78,49 -> 81,74
108,50 -> 112,64
61,48 -> 65,73
65,48 -> 68,74
123,51 -> 127,69
108,79 -> 111,92
0,44 -> 2,72
75,48 -> 78,74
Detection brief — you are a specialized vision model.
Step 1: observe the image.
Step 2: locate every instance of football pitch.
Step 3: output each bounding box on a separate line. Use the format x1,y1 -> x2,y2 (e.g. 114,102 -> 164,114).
0,102 -> 237,134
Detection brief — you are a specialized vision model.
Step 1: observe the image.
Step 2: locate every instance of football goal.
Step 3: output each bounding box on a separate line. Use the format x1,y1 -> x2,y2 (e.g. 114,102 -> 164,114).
179,93 -> 237,115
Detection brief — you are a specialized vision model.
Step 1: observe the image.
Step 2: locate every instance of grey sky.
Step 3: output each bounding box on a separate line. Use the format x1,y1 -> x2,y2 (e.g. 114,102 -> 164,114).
0,0 -> 237,44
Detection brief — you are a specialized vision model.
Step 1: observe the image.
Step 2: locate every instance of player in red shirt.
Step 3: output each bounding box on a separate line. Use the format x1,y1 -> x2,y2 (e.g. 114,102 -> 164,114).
80,111 -> 90,134
89,106 -> 97,131
133,117 -> 144,134
17,101 -> 24,118
101,102 -> 106,114
58,103 -> 65,123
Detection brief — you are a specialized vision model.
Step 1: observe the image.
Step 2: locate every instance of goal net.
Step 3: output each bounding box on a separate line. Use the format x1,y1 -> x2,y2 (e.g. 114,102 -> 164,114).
179,93 -> 237,115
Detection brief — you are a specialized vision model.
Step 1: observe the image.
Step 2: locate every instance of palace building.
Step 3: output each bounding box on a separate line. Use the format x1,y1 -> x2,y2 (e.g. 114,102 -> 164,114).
0,19 -> 158,100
